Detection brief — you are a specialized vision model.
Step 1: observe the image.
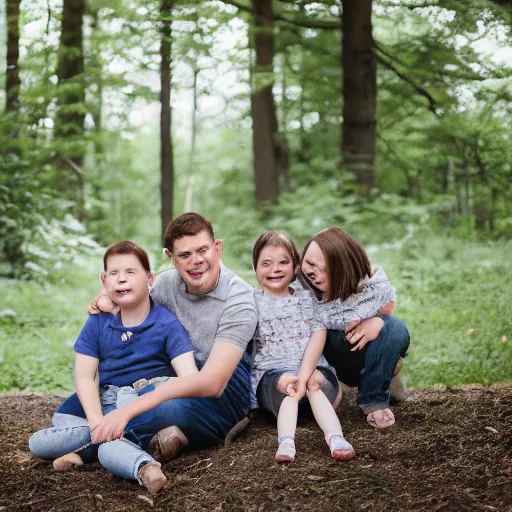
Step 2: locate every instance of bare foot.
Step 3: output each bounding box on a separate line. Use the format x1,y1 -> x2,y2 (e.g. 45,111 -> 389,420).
367,408 -> 395,429
53,453 -> 83,471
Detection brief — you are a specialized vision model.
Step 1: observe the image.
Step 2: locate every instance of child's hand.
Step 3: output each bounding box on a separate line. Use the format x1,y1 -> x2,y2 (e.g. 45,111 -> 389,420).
346,317 -> 384,351
90,408 -> 129,443
306,369 -> 325,393
289,380 -> 307,401
89,292 -> 120,315
344,320 -> 361,335
87,414 -> 103,433
276,373 -> 298,396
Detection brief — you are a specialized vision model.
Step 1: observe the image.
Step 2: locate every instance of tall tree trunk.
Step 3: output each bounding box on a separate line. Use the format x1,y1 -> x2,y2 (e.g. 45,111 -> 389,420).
250,0 -> 279,204
88,7 -> 104,155
341,0 -> 376,197
160,0 -> 175,240
5,0 -> 21,114
184,66 -> 199,213
55,0 -> 86,217
279,53 -> 290,191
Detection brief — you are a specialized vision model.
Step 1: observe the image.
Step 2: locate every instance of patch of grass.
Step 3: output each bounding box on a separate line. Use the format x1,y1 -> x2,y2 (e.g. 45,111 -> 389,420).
0,263 -> 101,393
378,227 -> 512,387
0,227 -> 511,393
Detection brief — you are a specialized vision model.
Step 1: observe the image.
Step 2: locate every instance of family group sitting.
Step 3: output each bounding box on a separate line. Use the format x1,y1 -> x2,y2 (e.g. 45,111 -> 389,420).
29,213 -> 410,494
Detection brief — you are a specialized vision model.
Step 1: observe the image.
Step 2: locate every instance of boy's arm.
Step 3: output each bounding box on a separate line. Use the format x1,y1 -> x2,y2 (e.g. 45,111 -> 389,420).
292,329 -> 327,400
74,353 -> 102,428
170,351 -> 199,377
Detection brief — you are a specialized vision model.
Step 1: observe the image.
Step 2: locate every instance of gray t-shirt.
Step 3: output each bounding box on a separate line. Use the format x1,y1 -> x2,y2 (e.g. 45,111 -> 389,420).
151,263 -> 257,364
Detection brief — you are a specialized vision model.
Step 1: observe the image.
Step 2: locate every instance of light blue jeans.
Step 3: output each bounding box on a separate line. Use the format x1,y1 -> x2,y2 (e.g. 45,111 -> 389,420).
29,384 -> 158,481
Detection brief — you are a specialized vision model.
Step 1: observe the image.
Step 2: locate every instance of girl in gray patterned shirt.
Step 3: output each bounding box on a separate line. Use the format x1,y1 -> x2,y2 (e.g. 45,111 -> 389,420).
251,231 -> 356,463
301,227 -> 409,429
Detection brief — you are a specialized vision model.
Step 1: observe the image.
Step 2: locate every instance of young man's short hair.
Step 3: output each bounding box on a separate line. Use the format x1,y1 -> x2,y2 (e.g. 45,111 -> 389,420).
103,241 -> 151,273
164,213 -> 215,252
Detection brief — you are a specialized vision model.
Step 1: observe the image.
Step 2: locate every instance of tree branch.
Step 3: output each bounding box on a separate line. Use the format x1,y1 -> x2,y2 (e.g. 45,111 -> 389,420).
375,49 -> 439,116
223,0 -> 341,30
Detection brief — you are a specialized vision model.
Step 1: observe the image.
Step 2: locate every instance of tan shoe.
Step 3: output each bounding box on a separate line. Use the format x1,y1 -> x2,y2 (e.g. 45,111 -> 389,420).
390,358 -> 407,402
224,417 -> 249,446
137,462 -> 167,495
148,425 -> 189,463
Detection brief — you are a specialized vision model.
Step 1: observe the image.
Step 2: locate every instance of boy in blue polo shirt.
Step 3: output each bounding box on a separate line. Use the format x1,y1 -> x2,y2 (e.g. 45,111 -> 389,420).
29,241 -> 198,494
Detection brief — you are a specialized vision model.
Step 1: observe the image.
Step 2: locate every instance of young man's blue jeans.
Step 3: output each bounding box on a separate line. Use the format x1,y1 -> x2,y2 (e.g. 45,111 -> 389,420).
33,355 -> 251,477
323,315 -> 410,415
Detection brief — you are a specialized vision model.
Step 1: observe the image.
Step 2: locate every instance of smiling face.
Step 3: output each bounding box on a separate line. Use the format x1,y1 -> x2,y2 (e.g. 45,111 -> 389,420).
255,245 -> 295,297
170,230 -> 223,296
101,253 -> 154,309
301,241 -> 329,296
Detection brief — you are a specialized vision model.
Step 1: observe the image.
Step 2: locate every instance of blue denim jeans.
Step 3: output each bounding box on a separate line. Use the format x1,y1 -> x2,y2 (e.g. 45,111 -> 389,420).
29,386 -> 155,481
51,354 -> 251,454
323,316 -> 410,414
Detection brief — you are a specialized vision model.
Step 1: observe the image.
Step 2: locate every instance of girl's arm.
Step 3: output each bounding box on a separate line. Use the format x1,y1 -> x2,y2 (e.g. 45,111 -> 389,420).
378,301 -> 395,315
74,353 -> 102,428
170,351 -> 199,377
292,329 -> 327,400
343,267 -> 396,325
90,342 -> 244,443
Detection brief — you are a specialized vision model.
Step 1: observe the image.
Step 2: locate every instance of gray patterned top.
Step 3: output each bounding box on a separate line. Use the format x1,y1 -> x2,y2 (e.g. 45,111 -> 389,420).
314,267 -> 396,331
250,288 -> 330,408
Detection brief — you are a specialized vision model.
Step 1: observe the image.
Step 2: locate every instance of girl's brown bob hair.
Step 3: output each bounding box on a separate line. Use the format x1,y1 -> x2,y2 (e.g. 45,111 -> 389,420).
252,230 -> 301,274
301,227 -> 371,302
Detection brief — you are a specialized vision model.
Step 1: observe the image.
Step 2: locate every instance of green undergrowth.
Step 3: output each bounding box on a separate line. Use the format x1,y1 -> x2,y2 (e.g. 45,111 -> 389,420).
376,226 -> 512,388
0,227 -> 511,394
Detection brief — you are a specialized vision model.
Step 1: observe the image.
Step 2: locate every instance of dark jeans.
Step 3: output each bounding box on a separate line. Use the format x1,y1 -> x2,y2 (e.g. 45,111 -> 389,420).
55,353 -> 252,453
323,316 -> 410,414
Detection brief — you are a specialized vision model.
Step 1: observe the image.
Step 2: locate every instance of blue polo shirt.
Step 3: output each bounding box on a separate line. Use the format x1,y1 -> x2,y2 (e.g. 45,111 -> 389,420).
74,303 -> 194,387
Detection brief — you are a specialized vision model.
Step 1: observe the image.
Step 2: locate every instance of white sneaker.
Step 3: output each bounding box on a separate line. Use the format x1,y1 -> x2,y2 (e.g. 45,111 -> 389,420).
275,438 -> 296,463
329,435 -> 356,461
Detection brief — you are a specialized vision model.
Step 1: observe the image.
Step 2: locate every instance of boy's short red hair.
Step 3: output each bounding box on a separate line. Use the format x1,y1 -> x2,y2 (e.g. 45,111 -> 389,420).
103,241 -> 151,273
164,212 -> 215,252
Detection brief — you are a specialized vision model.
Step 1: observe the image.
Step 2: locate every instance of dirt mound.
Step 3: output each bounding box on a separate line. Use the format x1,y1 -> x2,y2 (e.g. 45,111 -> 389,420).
1,385 -> 511,512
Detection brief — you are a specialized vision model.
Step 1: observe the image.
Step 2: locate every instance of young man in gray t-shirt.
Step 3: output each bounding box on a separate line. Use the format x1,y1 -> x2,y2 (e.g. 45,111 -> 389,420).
86,213 -> 257,461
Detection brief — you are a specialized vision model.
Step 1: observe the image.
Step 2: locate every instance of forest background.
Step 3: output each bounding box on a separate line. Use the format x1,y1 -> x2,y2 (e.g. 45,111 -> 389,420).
0,0 -> 511,394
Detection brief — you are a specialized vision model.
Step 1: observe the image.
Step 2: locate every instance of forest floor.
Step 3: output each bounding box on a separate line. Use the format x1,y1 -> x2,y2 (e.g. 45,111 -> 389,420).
1,385 -> 511,512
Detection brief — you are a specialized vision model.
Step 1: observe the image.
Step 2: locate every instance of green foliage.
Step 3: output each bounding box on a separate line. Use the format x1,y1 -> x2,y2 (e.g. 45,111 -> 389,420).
383,226 -> 512,387
0,131 -> 100,280
0,225 -> 510,393
0,263 -> 100,392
